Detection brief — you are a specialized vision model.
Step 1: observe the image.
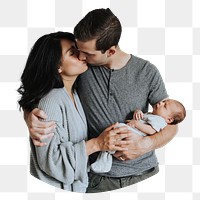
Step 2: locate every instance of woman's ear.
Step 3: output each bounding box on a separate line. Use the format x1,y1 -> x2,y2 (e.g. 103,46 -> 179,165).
58,67 -> 62,73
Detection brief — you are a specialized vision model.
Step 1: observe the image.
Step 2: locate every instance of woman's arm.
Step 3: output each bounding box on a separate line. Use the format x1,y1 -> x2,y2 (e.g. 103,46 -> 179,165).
33,97 -> 88,186
85,124 -> 133,155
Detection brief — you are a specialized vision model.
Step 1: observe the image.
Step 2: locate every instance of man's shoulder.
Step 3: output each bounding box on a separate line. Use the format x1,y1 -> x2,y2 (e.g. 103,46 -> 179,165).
123,55 -> 158,79
130,55 -> 157,70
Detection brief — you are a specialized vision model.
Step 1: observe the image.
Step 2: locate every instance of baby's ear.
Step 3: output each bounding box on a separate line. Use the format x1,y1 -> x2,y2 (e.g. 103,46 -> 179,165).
167,117 -> 174,124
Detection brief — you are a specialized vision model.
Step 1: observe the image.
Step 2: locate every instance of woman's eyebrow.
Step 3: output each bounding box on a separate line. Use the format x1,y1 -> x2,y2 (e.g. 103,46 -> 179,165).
65,46 -> 74,53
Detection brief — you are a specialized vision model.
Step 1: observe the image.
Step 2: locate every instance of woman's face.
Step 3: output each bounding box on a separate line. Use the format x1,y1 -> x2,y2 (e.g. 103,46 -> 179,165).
59,39 -> 88,77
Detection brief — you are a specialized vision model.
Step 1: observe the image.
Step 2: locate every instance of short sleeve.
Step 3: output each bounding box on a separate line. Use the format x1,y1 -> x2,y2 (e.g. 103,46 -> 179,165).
147,64 -> 169,105
143,114 -> 167,132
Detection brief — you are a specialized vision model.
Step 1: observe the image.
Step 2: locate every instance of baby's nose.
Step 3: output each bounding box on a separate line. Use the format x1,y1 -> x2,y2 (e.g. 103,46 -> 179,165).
157,101 -> 163,107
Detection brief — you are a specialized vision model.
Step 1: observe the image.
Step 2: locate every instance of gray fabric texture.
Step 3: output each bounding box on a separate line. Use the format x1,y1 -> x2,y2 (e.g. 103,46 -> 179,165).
86,166 -> 159,193
30,88 -> 88,192
142,113 -> 167,132
77,55 -> 168,177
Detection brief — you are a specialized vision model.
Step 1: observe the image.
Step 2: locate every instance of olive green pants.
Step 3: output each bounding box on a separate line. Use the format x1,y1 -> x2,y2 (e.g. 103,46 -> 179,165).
86,166 -> 159,193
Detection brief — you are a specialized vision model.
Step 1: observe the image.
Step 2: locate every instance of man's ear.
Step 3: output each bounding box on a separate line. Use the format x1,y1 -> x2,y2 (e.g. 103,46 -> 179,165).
107,46 -> 116,57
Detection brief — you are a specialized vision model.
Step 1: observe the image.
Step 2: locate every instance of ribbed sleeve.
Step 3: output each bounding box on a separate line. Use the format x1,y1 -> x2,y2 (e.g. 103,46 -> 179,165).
30,88 -> 88,192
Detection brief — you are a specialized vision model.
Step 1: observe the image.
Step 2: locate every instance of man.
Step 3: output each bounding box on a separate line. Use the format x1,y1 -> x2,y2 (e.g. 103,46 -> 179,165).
26,8 -> 177,192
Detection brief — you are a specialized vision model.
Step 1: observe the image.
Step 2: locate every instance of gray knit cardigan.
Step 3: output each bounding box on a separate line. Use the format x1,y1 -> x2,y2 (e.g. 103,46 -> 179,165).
29,88 -> 88,192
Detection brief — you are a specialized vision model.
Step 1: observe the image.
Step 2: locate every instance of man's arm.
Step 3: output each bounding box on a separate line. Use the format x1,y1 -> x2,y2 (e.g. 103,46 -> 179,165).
114,124 -> 178,160
114,63 -> 173,160
24,108 -> 56,146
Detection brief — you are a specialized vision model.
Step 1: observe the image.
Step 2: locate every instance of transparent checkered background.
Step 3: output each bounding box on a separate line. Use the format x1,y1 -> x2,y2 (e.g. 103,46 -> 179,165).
0,0 -> 199,199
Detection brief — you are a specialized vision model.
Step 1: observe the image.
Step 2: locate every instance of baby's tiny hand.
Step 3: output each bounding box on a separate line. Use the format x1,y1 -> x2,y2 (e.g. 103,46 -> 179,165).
133,110 -> 144,120
126,119 -> 136,128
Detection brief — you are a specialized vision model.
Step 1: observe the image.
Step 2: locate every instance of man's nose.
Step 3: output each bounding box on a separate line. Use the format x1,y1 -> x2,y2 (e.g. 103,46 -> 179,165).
78,52 -> 86,61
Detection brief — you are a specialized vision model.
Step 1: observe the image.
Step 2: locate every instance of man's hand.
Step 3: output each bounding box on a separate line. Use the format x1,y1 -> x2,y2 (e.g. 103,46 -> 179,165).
114,124 -> 178,161
113,133 -> 153,160
24,108 -> 56,147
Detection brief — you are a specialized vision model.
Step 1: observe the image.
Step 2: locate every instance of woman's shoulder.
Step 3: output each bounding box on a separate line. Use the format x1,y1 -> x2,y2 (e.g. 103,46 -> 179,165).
47,88 -> 65,96
38,88 -> 66,119
40,88 -> 65,103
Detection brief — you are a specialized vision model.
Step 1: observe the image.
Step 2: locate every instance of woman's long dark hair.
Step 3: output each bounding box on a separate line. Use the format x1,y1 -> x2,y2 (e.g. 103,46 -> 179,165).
17,32 -> 75,111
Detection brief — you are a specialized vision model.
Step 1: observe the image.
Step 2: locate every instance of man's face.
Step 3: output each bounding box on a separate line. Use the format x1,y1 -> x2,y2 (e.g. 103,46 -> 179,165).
76,39 -> 108,66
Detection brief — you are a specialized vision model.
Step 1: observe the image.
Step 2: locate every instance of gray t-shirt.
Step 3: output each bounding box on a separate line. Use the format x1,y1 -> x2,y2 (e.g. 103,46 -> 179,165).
77,55 -> 168,177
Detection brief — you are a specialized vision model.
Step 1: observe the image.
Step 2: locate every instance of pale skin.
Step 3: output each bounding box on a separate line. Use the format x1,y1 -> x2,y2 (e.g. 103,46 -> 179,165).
25,39 -> 178,160
126,99 -> 177,135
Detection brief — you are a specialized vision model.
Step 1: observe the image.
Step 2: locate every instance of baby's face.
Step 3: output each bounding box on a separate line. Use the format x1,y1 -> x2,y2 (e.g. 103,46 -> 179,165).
152,99 -> 177,122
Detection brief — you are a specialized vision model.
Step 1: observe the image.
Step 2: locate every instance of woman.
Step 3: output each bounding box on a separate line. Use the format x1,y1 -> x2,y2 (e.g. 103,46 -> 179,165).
17,32 -> 128,192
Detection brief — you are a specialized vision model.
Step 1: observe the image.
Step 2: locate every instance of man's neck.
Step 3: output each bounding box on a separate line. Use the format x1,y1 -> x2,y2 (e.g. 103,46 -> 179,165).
106,50 -> 131,70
